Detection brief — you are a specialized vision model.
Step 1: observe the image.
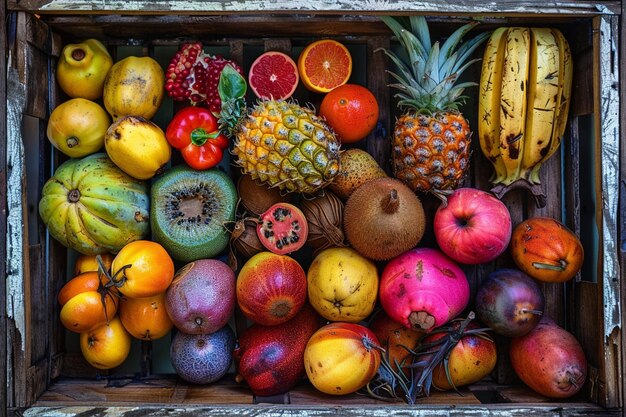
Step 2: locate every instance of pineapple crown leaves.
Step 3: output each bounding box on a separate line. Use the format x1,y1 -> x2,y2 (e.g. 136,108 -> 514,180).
217,64 -> 247,137
377,16 -> 490,114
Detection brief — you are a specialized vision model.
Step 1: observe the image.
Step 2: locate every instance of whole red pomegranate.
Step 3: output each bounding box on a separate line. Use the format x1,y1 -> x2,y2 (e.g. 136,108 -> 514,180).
236,251 -> 307,326
434,188 -> 512,265
379,248 -> 469,332
165,42 -> 244,113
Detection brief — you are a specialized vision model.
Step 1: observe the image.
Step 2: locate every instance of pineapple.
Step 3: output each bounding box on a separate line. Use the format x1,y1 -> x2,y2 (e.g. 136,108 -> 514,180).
218,66 -> 340,194
378,16 -> 489,199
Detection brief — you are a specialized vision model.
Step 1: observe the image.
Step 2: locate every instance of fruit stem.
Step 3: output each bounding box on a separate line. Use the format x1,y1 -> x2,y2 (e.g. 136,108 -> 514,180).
190,128 -> 219,146
521,309 -> 544,316
381,189 -> 399,214
67,189 -> 81,203
363,336 -> 386,354
532,260 -> 567,271
66,136 -> 79,148
71,47 -> 86,61
106,264 -> 132,288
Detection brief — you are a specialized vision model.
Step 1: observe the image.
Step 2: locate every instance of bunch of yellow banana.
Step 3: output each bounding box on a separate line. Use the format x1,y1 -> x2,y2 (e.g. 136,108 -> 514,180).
478,27 -> 572,206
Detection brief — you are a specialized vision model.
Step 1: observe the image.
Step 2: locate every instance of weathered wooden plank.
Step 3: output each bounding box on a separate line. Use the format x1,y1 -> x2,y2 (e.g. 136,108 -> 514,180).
34,376 -> 253,405
6,11 -> 34,409
527,139 -> 564,326
1,2 -> 9,416
14,403 -> 620,417
6,0 -> 622,15
592,14 -> 621,410
365,37 -> 390,174
618,2 -> 626,408
290,381 -> 481,405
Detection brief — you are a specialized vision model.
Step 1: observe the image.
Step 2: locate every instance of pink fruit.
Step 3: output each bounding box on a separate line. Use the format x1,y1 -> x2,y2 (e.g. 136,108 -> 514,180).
379,248 -> 469,332
510,317 -> 587,398
165,259 -> 236,334
165,42 -> 244,113
433,188 -> 512,265
249,51 -> 299,100
257,203 -> 308,255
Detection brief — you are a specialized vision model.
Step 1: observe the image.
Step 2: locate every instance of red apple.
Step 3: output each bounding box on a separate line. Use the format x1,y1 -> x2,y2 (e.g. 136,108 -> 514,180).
434,188 -> 512,265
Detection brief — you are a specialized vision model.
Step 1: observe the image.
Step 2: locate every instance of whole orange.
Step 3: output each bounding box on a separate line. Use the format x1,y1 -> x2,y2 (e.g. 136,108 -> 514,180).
319,84 -> 379,144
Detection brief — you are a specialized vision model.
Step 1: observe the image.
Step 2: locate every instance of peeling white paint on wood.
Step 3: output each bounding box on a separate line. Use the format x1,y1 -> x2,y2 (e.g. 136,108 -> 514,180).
598,16 -> 621,341
27,0 -> 619,14
19,405 -> 616,417
6,64 -> 28,352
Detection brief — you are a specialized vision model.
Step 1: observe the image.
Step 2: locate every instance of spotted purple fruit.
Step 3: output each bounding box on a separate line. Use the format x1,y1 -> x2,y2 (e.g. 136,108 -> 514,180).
170,325 -> 235,384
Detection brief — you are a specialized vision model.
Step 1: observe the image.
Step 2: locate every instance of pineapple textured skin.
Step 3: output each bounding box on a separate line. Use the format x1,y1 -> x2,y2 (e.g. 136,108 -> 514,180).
393,112 -> 470,193
232,100 -> 341,194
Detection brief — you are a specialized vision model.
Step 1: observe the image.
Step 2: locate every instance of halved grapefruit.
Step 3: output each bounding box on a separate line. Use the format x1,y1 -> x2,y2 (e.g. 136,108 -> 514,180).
248,51 -> 299,100
298,40 -> 352,93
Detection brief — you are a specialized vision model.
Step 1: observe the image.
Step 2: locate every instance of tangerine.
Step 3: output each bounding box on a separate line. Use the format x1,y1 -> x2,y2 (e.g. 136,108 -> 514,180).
319,84 -> 379,144
297,40 -> 352,93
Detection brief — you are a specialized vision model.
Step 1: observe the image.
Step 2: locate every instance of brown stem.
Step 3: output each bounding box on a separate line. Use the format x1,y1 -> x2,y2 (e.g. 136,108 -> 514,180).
491,178 -> 547,208
381,189 -> 399,214
66,136 -> 79,148
71,48 -> 86,61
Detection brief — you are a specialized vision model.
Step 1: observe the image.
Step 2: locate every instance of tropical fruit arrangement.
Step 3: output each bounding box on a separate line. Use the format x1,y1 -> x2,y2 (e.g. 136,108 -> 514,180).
42,16 -> 588,403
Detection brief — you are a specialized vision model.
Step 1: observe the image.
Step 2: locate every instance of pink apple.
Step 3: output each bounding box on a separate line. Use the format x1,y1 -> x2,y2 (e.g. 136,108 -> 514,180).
434,188 -> 512,264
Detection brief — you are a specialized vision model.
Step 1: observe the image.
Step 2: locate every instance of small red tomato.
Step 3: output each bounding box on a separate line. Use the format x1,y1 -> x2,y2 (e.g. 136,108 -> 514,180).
511,217 -> 584,283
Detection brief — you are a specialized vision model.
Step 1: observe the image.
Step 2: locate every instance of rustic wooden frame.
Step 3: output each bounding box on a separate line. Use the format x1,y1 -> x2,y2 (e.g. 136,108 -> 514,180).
5,0 -> 624,16
1,0 -> 8,417
2,2 -> 624,415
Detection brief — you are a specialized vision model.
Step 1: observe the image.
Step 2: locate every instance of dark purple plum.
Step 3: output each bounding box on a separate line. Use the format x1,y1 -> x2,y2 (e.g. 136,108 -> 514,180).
475,268 -> 545,338
165,259 -> 235,334
170,325 -> 235,384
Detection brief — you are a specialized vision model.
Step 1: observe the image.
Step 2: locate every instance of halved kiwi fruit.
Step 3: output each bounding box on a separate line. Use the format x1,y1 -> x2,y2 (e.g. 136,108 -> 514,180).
151,165 -> 237,262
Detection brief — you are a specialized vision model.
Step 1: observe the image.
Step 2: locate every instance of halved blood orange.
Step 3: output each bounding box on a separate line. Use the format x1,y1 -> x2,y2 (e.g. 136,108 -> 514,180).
297,40 -> 352,93
249,51 -> 299,100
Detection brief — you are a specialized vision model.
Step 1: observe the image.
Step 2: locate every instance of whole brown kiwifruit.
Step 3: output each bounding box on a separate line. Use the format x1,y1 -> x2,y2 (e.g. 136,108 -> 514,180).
344,177 -> 425,261
237,174 -> 289,216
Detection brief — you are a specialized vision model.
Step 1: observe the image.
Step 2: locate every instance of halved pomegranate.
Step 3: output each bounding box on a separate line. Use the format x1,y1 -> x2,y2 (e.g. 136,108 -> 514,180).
165,42 -> 244,113
257,203 -> 308,255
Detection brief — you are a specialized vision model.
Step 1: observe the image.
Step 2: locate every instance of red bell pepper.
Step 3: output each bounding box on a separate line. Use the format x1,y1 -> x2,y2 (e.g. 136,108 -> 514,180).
165,106 -> 229,170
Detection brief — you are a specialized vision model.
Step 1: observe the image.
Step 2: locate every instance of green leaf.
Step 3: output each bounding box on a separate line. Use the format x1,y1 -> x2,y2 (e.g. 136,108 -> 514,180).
452,31 -> 491,73
218,64 -> 247,102
410,16 -> 431,55
439,21 -> 479,67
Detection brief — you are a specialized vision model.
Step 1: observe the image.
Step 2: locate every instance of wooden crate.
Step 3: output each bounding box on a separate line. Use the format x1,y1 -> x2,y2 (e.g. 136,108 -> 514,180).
2,1 -> 624,416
